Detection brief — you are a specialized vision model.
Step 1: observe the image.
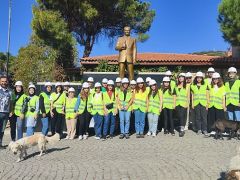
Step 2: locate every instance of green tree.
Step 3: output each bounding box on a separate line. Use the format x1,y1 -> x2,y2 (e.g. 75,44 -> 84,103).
218,0 -> 240,46
31,7 -> 78,68
37,0 -> 155,57
0,52 -> 16,73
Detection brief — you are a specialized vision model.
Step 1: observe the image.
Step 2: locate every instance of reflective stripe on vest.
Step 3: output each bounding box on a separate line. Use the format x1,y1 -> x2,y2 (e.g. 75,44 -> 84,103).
191,84 -> 208,107
162,90 -> 174,109
133,90 -> 148,112
175,87 -> 188,107
209,86 -> 225,109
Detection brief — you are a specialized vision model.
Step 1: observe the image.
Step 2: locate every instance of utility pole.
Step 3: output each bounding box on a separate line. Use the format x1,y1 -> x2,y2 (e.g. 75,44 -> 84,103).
6,0 -> 12,78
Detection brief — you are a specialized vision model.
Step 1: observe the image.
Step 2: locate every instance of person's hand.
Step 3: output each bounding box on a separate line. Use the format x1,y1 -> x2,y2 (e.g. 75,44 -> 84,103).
42,113 -> 46,118
20,113 -> 24,120
34,114 -> 38,120
50,111 -> 54,118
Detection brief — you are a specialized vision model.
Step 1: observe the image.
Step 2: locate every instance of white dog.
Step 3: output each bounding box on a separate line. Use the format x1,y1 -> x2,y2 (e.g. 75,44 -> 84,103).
8,133 -> 60,162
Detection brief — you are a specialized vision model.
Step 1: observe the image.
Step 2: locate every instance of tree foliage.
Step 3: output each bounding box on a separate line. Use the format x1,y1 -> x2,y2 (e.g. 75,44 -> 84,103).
0,52 -> 15,73
218,0 -> 240,46
36,0 -> 155,57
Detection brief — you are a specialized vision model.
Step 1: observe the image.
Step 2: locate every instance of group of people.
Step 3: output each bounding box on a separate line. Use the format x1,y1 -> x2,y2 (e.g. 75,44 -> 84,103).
0,66 -> 239,145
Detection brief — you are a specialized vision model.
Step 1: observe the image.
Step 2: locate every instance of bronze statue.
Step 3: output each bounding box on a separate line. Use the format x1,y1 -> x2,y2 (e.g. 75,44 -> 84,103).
115,26 -> 137,80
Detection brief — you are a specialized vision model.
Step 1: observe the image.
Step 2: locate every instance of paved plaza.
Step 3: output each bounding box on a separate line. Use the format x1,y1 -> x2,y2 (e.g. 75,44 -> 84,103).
0,130 -> 239,180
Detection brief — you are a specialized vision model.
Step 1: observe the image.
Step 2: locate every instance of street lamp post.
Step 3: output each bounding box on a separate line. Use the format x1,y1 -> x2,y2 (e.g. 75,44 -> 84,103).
6,0 -> 12,78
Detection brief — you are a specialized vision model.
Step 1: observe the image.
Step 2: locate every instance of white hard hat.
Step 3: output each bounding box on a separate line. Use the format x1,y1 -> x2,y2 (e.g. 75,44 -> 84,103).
87,77 -> 94,82
212,72 -> 220,79
136,77 -> 144,83
115,77 -> 122,83
68,87 -> 75,92
28,84 -> 36,89
63,81 -> 70,86
162,77 -> 170,82
130,80 -> 137,85
102,78 -> 108,83
196,72 -> 204,77
107,80 -> 114,85
207,67 -> 215,72
15,81 -> 23,86
94,82 -> 102,88
149,79 -> 157,86
82,82 -> 89,88
228,67 -> 237,73
185,72 -> 192,77
55,82 -> 61,87
146,77 -> 151,83
165,70 -> 172,76
178,73 -> 186,77
121,78 -> 129,84
44,82 -> 52,87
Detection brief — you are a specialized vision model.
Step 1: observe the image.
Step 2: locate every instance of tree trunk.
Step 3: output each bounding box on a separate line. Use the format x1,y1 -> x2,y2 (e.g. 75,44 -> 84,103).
82,35 -> 95,58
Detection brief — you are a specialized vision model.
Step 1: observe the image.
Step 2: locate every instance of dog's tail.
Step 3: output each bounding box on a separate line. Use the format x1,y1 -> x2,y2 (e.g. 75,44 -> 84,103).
45,133 -> 60,144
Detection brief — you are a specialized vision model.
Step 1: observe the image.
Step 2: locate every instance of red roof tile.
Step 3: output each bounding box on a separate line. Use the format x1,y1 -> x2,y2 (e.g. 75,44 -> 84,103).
81,53 -> 240,66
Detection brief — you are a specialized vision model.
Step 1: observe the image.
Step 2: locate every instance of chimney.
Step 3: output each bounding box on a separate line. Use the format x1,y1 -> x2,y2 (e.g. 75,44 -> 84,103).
232,46 -> 240,58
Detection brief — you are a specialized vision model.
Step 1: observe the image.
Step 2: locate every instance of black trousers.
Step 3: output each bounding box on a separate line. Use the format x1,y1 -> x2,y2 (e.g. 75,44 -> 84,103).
176,106 -> 187,130
163,108 -> 174,133
51,108 -> 64,137
9,115 -> 17,141
207,107 -> 225,132
194,104 -> 207,132
78,110 -> 91,136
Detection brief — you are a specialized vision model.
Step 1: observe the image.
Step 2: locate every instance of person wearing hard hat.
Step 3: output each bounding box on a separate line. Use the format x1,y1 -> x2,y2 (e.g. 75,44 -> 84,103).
165,70 -> 176,89
90,82 -> 106,140
225,67 -> 240,122
22,84 -> 39,136
175,73 -> 190,137
11,81 -> 26,140
63,81 -> 70,97
191,72 -> 209,135
101,78 -> 108,92
75,82 -> 92,140
50,82 -> 66,138
133,77 -> 148,138
87,77 -> 95,93
117,78 -> 133,139
102,80 -> 118,140
208,72 -> 226,134
161,76 -> 176,136
130,80 -> 137,93
39,82 -> 52,136
205,67 -> 215,87
65,87 -> 77,140
146,79 -> 162,137
145,77 -> 151,93
115,77 -> 122,96
185,72 -> 193,88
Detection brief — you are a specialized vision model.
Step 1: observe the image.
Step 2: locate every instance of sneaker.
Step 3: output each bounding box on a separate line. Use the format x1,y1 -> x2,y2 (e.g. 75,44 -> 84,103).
152,133 -> 156,137
110,135 -> 114,139
78,135 -> 83,140
222,132 -> 229,136
197,130 -> 202,135
147,131 -> 151,136
203,131 -> 208,136
171,132 -> 175,136
125,134 -> 130,139
136,134 -> 140,138
210,131 -> 216,135
83,134 -> 88,140
164,130 -> 169,135
119,134 -> 124,139
94,136 -> 100,140
102,136 -> 106,141
106,135 -> 110,138
179,131 -> 185,137
140,134 -> 145,138
65,136 -> 69,140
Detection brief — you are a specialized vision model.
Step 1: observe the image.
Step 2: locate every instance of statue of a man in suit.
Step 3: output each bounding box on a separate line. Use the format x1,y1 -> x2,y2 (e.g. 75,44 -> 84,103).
115,26 -> 137,80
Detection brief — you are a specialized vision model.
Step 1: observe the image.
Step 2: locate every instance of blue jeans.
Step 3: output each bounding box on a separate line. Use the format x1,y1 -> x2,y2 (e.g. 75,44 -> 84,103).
119,110 -> 131,134
0,112 -> 9,141
26,127 -> 34,136
103,112 -> 116,136
93,113 -> 103,138
41,117 -> 49,135
227,111 -> 240,121
134,110 -> 146,134
16,117 -> 23,140
147,113 -> 159,134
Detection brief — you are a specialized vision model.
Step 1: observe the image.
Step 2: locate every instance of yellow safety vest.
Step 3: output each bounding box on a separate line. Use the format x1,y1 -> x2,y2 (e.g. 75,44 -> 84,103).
191,84 -> 208,107
175,87 -> 188,108
118,90 -> 132,112
65,97 -> 77,119
103,91 -> 116,113
162,89 -> 174,109
133,89 -> 148,113
51,92 -> 66,114
225,80 -> 240,106
39,92 -> 51,114
148,90 -> 161,115
209,85 -> 225,109
25,95 -> 39,117
14,94 -> 26,116
90,92 -> 104,116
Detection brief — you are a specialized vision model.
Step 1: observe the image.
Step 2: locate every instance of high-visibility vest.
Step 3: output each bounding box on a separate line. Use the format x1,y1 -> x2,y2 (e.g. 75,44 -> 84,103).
162,89 -> 174,109
191,84 -> 208,107
14,94 -> 27,116
103,91 -> 116,113
118,90 -> 132,112
209,85 -> 225,109
204,78 -> 211,89
171,80 -> 176,89
25,95 -> 39,117
225,80 -> 240,106
115,87 -> 121,97
90,92 -> 104,116
175,87 -> 188,108
148,90 -> 161,115
51,92 -> 66,114
77,95 -> 92,114
146,87 -> 150,94
65,97 -> 77,119
39,92 -> 51,114
133,90 -> 148,113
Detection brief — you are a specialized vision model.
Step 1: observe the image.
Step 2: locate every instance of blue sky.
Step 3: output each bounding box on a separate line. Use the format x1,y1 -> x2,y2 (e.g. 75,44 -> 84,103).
0,0 -> 229,57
